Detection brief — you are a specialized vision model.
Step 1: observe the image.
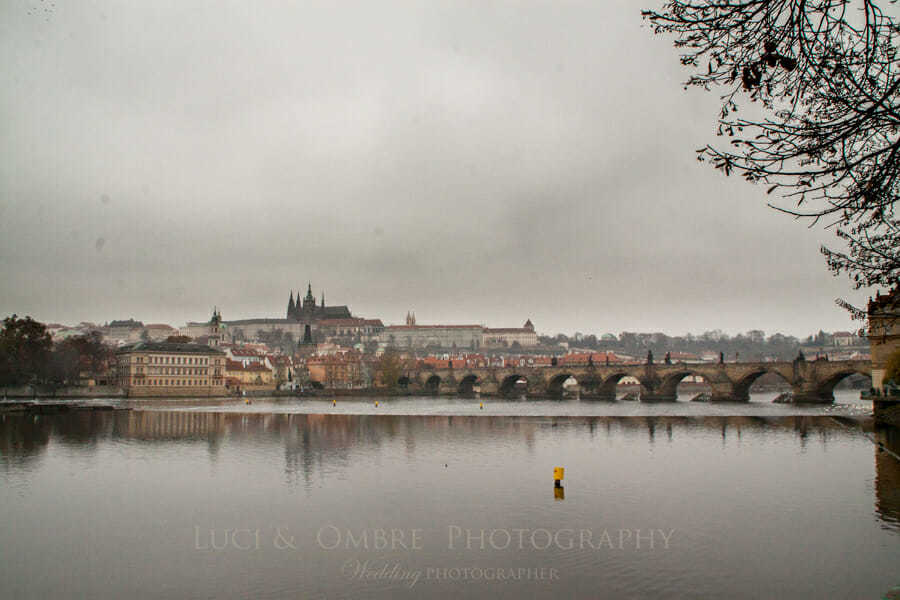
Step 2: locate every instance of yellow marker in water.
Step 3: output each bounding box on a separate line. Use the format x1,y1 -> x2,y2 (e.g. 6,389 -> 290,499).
553,467 -> 565,483
375,400 -> 379,407
479,402 -> 484,409
332,399 -> 336,406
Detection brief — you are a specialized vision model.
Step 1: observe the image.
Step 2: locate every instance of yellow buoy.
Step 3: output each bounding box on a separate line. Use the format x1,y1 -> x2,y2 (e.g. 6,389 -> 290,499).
332,399 -> 336,406
479,402 -> 484,409
553,467 -> 565,483
375,400 -> 379,407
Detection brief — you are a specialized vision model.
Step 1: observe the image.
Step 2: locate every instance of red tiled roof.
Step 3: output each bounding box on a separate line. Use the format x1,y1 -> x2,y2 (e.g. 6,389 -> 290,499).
226,359 -> 270,372
229,348 -> 261,356
386,324 -> 482,330
307,354 -> 361,364
558,351 -> 623,365
244,362 -> 271,372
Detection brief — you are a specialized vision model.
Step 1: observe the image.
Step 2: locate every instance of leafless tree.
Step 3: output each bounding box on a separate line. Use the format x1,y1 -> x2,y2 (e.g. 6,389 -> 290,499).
643,0 -> 900,298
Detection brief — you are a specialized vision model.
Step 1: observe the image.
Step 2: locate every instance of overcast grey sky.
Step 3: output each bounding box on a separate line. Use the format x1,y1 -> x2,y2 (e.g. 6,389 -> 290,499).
0,0 -> 877,337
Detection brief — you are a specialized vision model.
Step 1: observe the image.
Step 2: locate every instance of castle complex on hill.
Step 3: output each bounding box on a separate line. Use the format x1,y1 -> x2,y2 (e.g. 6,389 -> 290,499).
181,283 -> 537,349
286,284 -> 351,321
182,284 -> 357,343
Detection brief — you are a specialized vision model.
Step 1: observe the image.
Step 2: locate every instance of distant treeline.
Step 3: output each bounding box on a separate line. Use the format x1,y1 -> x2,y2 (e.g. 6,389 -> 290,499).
0,315 -> 111,387
538,329 -> 857,361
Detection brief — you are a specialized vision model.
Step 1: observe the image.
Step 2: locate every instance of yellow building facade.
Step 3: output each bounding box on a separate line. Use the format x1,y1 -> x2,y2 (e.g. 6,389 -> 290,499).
116,341 -> 227,397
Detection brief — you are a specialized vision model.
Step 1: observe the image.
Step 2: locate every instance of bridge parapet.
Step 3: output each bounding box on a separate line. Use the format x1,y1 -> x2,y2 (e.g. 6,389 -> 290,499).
396,359 -> 870,402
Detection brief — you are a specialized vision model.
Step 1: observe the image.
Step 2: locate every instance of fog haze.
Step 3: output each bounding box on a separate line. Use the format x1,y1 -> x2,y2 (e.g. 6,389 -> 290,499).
0,0 -> 872,336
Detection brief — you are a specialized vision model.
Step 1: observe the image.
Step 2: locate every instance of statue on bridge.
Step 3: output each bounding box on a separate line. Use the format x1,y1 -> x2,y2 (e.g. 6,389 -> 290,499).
647,350 -> 654,365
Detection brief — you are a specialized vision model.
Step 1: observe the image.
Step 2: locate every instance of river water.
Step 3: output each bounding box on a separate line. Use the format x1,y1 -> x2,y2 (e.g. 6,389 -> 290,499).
1,391 -> 898,599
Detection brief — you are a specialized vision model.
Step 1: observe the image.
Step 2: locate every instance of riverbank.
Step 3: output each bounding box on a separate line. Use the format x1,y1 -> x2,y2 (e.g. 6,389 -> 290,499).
0,400 -> 127,414
0,385 -> 125,398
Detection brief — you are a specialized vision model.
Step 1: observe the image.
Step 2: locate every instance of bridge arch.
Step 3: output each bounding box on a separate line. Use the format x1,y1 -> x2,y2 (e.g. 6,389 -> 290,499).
424,374 -> 441,395
656,370 -> 713,399
499,374 -> 529,398
458,374 -> 480,395
546,373 -> 578,398
597,373 -> 635,400
732,369 -> 791,401
812,368 -> 872,400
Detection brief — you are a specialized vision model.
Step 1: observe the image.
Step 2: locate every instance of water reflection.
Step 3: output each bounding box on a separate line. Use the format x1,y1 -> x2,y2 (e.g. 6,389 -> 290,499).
0,414 -> 50,471
0,411 -> 877,451
875,425 -> 900,528
2,410 -> 897,526
1,410 -> 898,599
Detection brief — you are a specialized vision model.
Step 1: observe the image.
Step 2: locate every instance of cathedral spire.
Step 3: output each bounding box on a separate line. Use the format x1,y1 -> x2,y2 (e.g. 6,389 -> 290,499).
321,290 -> 325,308
287,291 -> 296,318
303,282 -> 316,309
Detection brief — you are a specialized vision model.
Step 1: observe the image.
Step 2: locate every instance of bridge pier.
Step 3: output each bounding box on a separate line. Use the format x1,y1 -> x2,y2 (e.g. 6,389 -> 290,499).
640,395 -> 678,402
437,384 -> 458,395
791,378 -> 835,403
639,385 -> 678,403
477,381 -> 499,396
708,382 -> 748,403
873,396 -> 900,426
580,390 -> 616,401
526,379 -> 549,399
791,391 -> 834,404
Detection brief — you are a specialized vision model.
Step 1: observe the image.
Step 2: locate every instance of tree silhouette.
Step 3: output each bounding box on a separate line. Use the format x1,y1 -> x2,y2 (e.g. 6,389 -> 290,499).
375,349 -> 411,388
0,315 -> 52,385
643,0 -> 900,295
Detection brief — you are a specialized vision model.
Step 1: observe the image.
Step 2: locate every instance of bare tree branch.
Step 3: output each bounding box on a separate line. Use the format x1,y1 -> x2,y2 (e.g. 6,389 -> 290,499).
643,0 -> 900,291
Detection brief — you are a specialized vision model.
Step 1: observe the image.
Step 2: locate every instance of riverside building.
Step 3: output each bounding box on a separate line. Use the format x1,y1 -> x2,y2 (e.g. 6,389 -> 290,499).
116,341 -> 227,397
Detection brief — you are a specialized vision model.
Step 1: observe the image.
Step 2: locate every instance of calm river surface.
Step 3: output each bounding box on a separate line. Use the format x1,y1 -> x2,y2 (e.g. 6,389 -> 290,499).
1,392 -> 899,599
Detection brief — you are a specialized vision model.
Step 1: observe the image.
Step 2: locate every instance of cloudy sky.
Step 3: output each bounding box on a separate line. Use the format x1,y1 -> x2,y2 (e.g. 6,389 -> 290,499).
0,0 -> 876,337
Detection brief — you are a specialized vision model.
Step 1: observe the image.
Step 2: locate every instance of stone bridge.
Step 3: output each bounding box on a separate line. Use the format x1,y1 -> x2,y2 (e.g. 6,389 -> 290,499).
398,359 -> 871,403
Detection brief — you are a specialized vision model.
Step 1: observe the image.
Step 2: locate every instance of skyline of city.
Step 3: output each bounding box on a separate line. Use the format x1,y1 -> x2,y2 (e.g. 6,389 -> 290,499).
31,285 -> 869,341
